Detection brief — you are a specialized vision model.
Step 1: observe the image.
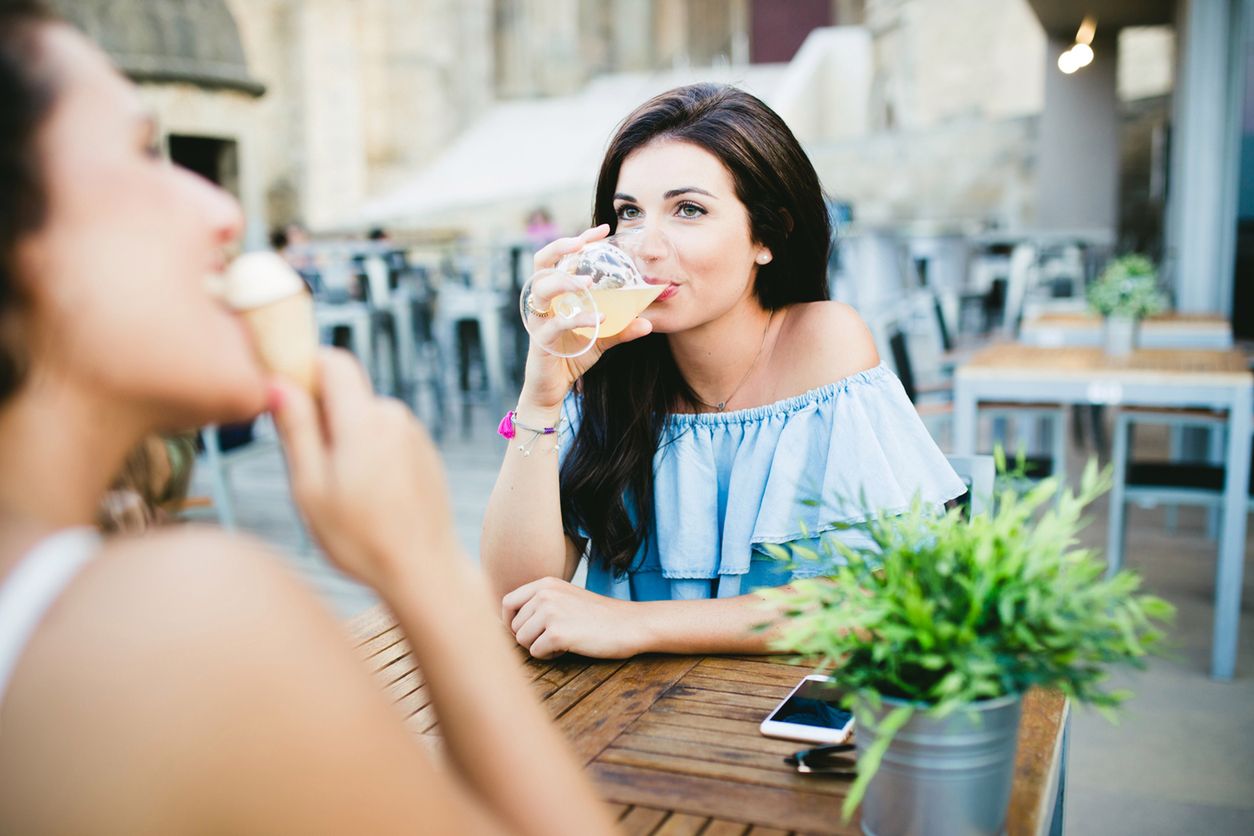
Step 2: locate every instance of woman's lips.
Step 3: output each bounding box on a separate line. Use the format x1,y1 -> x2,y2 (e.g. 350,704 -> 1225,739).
647,279 -> 679,301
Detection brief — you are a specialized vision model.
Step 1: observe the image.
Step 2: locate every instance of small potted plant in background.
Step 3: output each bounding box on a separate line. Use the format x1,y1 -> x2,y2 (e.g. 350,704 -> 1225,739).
761,456 -> 1173,836
1086,253 -> 1167,357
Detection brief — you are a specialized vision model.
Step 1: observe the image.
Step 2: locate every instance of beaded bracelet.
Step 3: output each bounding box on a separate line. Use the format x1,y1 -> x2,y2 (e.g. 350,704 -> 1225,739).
497,409 -> 565,456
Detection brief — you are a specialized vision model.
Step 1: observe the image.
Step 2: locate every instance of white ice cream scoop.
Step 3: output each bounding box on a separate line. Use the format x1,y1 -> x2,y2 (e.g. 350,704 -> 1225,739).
223,252 -> 318,393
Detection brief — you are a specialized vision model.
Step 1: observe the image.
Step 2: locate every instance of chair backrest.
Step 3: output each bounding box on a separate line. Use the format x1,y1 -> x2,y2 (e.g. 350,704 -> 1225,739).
945,454 -> 995,518
931,293 -> 954,353
1001,243 -> 1037,336
887,327 -> 917,404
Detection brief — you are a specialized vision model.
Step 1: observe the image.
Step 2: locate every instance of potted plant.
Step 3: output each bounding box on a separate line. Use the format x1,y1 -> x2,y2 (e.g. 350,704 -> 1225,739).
1086,254 -> 1167,356
761,457 -> 1173,836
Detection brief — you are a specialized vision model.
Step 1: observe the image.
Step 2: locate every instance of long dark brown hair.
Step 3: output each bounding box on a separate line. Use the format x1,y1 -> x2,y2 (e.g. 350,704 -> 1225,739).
0,0 -> 58,404
559,83 -> 831,574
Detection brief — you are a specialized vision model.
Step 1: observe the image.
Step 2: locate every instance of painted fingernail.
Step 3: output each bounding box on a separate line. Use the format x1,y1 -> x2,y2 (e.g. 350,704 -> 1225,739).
266,382 -> 285,412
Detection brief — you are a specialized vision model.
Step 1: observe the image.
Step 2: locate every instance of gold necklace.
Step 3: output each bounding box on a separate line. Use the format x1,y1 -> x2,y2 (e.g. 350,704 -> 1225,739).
689,311 -> 775,412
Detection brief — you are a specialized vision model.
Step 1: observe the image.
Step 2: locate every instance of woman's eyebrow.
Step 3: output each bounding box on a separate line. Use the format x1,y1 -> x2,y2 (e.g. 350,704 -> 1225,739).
613,187 -> 718,202
663,187 -> 716,200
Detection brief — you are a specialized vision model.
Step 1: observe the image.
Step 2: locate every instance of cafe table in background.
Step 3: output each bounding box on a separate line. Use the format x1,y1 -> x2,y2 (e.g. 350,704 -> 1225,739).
953,345 -> 1253,680
1020,312 -> 1233,350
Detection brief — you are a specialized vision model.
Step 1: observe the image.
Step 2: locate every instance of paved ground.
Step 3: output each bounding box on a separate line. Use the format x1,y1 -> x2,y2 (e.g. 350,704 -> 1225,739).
188,406 -> 1254,835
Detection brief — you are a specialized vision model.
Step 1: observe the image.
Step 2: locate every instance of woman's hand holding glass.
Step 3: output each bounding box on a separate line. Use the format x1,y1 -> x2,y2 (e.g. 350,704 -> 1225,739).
517,224 -> 658,412
271,348 -> 460,592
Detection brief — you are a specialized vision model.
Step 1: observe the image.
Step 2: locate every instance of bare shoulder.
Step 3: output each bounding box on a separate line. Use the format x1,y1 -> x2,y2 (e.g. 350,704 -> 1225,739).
0,527 -> 412,831
774,301 -> 880,392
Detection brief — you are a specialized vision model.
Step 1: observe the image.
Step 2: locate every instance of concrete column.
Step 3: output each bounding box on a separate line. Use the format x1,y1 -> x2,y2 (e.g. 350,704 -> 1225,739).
1036,32 -> 1120,234
1165,0 -> 1246,314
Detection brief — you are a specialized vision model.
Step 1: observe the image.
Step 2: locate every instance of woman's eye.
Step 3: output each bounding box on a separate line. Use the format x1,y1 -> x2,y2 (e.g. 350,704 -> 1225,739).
676,202 -> 706,219
616,205 -> 642,221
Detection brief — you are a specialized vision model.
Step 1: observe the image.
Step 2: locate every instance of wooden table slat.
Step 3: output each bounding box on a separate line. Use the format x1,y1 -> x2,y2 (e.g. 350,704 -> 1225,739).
599,745 -> 846,798
589,762 -> 856,835
540,659 -> 627,720
630,717 -> 798,756
665,684 -> 781,712
678,673 -> 793,699
703,820 -> 751,836
611,732 -> 832,783
652,812 -> 709,835
605,802 -> 631,819
557,656 -> 700,764
695,657 -> 815,687
618,805 -> 670,835
650,696 -> 765,723
364,634 -> 412,675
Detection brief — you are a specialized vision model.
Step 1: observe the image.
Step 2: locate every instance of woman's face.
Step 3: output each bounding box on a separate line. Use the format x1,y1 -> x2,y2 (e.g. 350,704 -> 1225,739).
14,25 -> 266,426
612,139 -> 770,334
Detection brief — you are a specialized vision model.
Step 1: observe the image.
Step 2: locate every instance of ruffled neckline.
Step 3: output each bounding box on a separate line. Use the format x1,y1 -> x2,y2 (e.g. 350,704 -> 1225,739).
666,363 -> 892,427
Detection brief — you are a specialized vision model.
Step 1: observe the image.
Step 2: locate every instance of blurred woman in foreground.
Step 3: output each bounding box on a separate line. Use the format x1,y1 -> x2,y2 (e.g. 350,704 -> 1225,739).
0,3 -> 615,833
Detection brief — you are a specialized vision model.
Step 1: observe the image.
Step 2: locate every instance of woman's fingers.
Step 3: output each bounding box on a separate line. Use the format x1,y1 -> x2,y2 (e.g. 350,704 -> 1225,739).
532,224 -> 610,270
316,348 -> 375,445
270,377 -> 328,504
528,631 -> 566,660
526,269 -> 591,313
512,610 -> 547,650
597,315 -> 654,350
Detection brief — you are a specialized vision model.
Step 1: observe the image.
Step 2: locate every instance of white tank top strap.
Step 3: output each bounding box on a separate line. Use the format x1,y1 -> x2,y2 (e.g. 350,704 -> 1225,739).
0,527 -> 102,701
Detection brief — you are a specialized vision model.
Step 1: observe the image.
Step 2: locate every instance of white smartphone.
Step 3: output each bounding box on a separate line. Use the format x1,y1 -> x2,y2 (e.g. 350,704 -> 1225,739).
759,674 -> 855,745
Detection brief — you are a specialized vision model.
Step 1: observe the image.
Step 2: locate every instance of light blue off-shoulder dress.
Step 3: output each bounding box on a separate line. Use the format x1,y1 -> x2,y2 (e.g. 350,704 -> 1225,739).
559,363 -> 966,602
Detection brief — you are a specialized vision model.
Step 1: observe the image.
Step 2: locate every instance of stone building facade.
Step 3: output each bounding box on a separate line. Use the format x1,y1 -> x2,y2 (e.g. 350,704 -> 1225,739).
49,0 -> 1173,245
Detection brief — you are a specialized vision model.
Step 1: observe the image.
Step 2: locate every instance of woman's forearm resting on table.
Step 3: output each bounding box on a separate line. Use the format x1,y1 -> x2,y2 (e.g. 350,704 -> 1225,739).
502,576 -> 790,658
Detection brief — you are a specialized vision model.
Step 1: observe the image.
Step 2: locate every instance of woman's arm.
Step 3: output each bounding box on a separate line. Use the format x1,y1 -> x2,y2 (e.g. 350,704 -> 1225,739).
264,352 -> 617,835
502,576 -> 790,658
480,396 -> 581,598
481,226 -> 651,600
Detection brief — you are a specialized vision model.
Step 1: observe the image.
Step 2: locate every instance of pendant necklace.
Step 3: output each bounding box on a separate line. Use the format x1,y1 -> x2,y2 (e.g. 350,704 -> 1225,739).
690,311 -> 775,413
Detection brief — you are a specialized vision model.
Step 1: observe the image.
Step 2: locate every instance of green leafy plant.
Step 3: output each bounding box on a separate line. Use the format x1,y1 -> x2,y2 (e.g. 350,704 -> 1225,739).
759,457 -> 1173,819
1086,253 -> 1167,319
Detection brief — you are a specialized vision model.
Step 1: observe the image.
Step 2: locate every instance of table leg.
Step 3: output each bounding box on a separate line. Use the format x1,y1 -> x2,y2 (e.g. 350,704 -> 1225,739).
1212,387 -> 1252,680
350,309 -> 372,379
954,379 -> 977,457
479,304 -> 507,417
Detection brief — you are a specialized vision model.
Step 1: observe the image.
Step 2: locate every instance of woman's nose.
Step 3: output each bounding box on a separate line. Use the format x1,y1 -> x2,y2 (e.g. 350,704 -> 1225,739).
186,169 -> 244,249
635,225 -> 673,261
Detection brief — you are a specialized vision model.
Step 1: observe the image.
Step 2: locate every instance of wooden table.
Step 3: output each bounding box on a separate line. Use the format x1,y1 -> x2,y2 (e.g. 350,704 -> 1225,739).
954,345 -> 1254,679
349,606 -> 1069,835
1020,312 -> 1233,349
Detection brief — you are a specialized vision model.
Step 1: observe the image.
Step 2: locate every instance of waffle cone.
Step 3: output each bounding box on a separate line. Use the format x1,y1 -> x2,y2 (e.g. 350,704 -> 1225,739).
241,292 -> 317,393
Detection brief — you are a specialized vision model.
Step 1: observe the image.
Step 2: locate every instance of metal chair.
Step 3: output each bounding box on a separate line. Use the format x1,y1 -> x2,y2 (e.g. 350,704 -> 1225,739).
884,320 -> 1067,484
946,454 -> 995,518
1106,408 -> 1253,576
198,417 -> 310,552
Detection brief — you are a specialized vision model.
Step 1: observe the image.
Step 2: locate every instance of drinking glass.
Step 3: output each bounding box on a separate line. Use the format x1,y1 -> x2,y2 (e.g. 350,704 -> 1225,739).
519,230 -> 669,358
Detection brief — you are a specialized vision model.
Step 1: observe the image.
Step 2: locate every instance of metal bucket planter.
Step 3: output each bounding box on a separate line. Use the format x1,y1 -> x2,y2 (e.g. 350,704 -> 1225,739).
1103,315 -> 1138,357
855,693 -> 1022,836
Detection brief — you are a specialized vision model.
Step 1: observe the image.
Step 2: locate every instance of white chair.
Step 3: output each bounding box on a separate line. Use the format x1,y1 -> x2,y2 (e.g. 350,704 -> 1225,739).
882,317 -> 1067,485
1106,408 -> 1252,576
946,454 -> 995,518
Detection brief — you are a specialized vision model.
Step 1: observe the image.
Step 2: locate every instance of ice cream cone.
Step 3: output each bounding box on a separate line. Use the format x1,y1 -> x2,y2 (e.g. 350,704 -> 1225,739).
224,252 -> 318,393
241,293 -> 317,393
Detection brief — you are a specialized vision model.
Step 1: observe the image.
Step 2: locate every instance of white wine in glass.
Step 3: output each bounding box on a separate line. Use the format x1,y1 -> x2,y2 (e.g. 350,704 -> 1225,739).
520,230 -> 669,357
